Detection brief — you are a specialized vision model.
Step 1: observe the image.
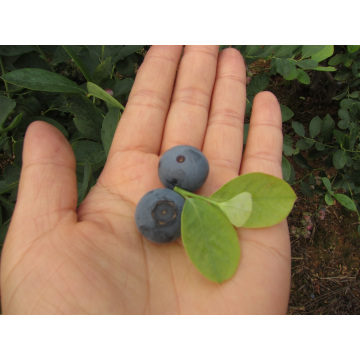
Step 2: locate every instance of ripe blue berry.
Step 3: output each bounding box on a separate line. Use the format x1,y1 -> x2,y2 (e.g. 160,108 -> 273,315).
135,188 -> 185,243
158,145 -> 209,192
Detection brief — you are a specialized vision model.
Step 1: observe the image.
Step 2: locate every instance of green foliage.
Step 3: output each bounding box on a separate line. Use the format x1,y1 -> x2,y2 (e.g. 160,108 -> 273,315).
287,46 -> 359,219
175,173 -> 296,283
0,45 -> 147,250
210,172 -> 296,228
181,197 -> 241,283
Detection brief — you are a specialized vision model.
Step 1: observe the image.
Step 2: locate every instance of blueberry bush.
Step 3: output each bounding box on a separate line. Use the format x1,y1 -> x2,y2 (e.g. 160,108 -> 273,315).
0,45 -> 147,249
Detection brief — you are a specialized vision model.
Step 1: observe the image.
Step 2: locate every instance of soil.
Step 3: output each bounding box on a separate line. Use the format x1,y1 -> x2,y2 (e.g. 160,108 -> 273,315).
268,73 -> 360,315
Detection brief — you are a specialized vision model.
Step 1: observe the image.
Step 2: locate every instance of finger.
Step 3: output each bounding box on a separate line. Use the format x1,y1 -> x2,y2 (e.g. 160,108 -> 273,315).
7,121 -> 78,243
240,91 -> 283,178
160,45 -> 219,152
202,48 -> 247,195
236,92 -> 290,313
109,45 -> 183,156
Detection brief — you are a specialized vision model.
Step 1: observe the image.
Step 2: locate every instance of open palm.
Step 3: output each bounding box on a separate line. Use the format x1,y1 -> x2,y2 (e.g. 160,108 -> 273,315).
1,46 -> 291,314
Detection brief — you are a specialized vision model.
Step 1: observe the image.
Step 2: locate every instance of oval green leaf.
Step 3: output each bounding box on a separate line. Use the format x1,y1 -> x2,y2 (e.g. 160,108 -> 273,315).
309,116 -> 322,138
333,194 -> 357,211
296,69 -> 311,85
333,149 -> 349,169
322,177 -> 333,194
0,68 -> 85,94
280,105 -> 294,122
181,198 -> 240,283
325,193 -> 334,205
210,173 -> 297,228
292,120 -> 305,137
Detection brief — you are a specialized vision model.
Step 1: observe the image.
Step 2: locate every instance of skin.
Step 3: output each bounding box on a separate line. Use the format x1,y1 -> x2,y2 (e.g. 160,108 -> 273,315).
0,45 -> 291,314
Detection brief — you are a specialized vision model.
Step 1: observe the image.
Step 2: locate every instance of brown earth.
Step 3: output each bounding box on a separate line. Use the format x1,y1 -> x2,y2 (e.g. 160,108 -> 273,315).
268,73 -> 360,315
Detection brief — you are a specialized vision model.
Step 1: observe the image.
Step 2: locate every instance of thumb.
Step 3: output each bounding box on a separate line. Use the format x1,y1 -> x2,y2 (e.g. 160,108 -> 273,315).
6,121 -> 78,246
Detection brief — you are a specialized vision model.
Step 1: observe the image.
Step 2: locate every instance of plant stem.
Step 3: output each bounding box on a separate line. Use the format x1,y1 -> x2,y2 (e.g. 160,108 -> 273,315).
174,186 -> 220,206
173,186 -> 208,201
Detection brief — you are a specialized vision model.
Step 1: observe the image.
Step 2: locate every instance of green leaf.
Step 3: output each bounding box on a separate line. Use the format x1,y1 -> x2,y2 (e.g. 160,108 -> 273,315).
322,177 -> 333,194
66,94 -> 103,141
275,58 -> 298,80
340,99 -> 357,110
92,57 -> 113,84
333,130 -> 346,147
0,45 -> 35,56
72,140 -> 106,171
338,108 -> 350,122
114,78 -> 134,97
282,156 -> 291,182
321,114 -> 335,142
216,192 -> 252,227
274,46 -> 301,58
296,69 -> 311,84
302,45 -> 326,59
1,113 -> 23,132
297,59 -> 318,69
280,105 -> 294,122
325,192 -> 334,205
87,82 -> 125,110
294,153 -> 312,169
62,45 -> 92,82
333,193 -> 357,211
0,68 -> 85,94
302,45 -> 334,62
101,107 -> 121,156
315,142 -> 326,151
3,164 -> 21,186
0,179 -> 17,196
313,66 -> 336,72
309,116 -> 322,138
333,149 -> 349,169
0,95 -> 16,126
292,121 -> 305,137
181,197 -> 240,283
347,45 -> 360,54
283,134 -> 299,156
328,53 -> 347,66
246,73 -> 269,96
210,173 -> 296,228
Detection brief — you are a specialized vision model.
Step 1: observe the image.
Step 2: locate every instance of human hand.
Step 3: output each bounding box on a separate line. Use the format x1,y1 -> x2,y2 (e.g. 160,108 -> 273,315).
0,45 -> 291,314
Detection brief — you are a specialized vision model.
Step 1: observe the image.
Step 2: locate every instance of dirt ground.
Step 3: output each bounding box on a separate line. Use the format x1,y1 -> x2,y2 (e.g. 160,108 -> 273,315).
268,73 -> 360,315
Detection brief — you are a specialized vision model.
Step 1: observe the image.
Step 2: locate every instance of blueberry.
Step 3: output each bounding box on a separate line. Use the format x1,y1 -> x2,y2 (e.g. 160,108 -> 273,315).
135,188 -> 185,243
158,145 -> 209,192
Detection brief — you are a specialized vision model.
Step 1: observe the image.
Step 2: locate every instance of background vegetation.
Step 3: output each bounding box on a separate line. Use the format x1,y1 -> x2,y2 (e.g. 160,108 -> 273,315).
0,45 -> 359,314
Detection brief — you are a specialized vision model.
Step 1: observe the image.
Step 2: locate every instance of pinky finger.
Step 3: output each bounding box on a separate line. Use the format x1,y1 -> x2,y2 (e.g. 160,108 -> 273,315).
240,91 -> 283,178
